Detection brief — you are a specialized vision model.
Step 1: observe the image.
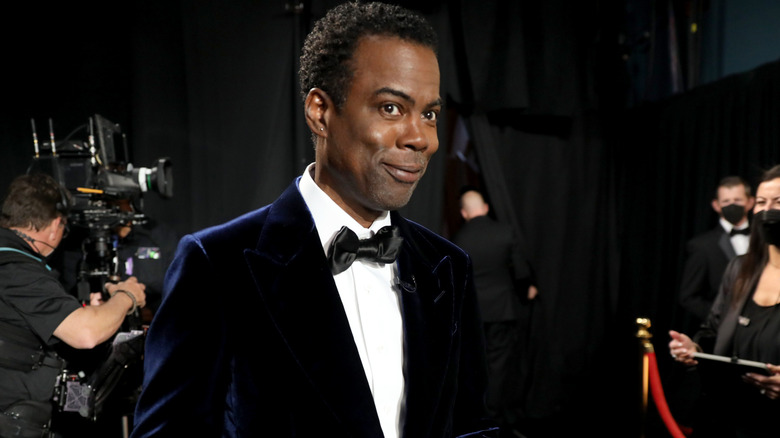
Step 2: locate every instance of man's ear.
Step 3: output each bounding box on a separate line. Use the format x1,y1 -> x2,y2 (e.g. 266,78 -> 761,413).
711,199 -> 722,214
47,217 -> 61,240
746,196 -> 756,212
304,88 -> 333,137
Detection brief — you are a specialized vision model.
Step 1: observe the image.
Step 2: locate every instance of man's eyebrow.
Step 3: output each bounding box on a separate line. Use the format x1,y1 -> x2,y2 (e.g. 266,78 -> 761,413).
427,97 -> 444,109
374,87 -> 443,109
375,87 -> 414,104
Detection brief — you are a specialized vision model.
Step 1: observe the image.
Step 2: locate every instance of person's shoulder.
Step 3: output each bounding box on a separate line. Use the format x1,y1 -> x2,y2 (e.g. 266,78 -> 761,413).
190,180 -> 305,248
450,220 -> 472,244
455,215 -> 511,242
686,226 -> 724,248
398,216 -> 468,260
0,256 -> 51,278
470,215 -> 510,232
0,255 -> 67,297
0,242 -> 52,276
189,203 -> 273,249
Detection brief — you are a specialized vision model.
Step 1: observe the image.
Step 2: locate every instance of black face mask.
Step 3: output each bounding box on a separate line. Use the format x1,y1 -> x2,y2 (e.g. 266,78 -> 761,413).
755,209 -> 780,247
721,203 -> 746,225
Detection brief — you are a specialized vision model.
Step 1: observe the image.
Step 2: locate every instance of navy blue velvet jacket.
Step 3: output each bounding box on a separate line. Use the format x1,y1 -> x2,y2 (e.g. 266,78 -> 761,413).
131,180 -> 490,437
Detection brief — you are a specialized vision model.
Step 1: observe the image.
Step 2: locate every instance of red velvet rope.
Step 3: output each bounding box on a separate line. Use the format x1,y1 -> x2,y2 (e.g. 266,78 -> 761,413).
646,351 -> 690,438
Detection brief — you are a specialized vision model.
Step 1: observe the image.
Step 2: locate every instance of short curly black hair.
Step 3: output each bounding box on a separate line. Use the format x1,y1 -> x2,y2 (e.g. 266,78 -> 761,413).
299,1 -> 438,109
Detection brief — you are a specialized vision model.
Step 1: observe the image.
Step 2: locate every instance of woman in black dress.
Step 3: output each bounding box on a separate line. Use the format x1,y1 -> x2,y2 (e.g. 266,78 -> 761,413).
669,164 -> 780,437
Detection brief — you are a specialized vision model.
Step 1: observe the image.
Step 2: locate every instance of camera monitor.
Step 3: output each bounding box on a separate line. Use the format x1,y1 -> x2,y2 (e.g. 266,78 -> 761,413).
94,113 -> 128,167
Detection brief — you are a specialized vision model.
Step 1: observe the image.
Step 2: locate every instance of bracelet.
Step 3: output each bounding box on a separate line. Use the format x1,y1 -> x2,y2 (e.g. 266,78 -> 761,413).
111,289 -> 137,315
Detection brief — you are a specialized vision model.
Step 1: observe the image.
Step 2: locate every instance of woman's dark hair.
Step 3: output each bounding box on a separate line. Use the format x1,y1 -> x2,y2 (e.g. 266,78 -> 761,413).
298,1 -> 437,110
0,173 -> 68,231
731,164 -> 780,306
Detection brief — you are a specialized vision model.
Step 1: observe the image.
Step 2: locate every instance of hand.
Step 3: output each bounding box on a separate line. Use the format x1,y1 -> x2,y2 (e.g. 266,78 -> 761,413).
668,330 -> 699,366
89,292 -> 104,306
527,284 -> 538,300
744,364 -> 780,400
105,276 -> 147,309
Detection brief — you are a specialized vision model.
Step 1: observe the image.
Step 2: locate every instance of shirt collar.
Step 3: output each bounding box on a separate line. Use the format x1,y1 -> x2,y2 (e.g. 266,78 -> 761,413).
298,163 -> 392,253
720,217 -> 749,233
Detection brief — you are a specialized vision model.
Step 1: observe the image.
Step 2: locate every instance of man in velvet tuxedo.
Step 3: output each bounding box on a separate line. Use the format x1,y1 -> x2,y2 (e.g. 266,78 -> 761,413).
678,176 -> 754,331
131,3 -> 490,438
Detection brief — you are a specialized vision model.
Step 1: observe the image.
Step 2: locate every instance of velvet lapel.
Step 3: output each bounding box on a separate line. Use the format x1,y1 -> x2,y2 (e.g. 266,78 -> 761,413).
393,212 -> 458,437
242,182 -> 383,436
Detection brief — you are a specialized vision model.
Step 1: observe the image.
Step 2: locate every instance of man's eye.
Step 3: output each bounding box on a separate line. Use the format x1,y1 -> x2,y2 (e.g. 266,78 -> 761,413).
423,110 -> 438,122
381,104 -> 401,115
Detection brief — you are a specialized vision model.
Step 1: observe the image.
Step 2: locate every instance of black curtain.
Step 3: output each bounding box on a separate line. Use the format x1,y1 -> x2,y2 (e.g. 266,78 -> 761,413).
444,1 -> 629,433
175,1 -> 312,230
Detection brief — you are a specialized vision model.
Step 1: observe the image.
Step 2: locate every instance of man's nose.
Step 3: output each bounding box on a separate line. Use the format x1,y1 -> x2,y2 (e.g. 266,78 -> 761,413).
399,117 -> 432,152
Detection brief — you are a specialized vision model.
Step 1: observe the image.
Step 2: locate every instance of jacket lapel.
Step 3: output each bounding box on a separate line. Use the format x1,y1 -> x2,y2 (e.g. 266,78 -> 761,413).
394,213 -> 458,436
243,182 -> 383,436
718,228 -> 737,259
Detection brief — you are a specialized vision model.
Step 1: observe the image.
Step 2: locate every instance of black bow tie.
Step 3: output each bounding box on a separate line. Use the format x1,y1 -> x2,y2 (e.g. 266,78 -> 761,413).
327,225 -> 404,275
730,227 -> 750,236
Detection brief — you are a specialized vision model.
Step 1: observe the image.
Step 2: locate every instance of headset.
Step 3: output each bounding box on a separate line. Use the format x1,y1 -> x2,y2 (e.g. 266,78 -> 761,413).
55,184 -> 72,218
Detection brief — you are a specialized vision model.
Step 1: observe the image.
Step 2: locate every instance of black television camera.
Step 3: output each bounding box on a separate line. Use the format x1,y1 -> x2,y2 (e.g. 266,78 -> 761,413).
27,114 -> 172,422
28,114 -> 172,304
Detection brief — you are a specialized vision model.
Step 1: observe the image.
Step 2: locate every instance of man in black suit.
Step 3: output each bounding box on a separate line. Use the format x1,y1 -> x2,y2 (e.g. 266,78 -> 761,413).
131,3 -> 491,438
452,188 -> 534,428
678,176 -> 754,330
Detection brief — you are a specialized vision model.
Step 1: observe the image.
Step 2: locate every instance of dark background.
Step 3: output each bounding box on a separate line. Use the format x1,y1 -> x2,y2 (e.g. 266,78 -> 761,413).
2,0 -> 780,436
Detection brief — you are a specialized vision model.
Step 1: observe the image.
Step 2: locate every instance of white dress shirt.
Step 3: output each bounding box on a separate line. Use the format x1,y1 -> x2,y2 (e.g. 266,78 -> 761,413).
720,217 -> 750,256
298,163 -> 405,438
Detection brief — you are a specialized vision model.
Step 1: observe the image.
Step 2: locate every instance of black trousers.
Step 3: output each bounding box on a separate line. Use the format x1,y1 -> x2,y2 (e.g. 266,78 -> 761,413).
483,320 -> 520,420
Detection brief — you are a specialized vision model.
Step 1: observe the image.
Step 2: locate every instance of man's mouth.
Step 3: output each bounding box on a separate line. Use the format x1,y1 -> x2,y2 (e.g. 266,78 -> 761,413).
383,163 -> 424,184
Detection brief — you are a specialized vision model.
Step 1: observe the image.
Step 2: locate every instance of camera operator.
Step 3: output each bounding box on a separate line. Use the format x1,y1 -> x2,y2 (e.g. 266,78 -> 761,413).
0,173 -> 146,438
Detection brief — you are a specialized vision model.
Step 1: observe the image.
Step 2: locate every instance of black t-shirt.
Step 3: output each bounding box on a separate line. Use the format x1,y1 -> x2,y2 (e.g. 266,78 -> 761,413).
0,228 -> 80,410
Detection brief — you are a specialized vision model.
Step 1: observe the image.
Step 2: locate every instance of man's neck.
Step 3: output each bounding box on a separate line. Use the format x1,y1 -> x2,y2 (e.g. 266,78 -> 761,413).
337,203 -> 381,229
10,227 -> 51,256
305,163 -> 384,229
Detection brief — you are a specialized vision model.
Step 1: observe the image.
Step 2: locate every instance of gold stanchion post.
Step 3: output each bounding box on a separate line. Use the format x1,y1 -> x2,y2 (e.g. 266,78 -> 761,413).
636,317 -> 653,438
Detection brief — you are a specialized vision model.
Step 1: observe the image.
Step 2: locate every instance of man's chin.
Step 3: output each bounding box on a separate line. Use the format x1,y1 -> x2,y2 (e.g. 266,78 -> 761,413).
372,190 -> 416,212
